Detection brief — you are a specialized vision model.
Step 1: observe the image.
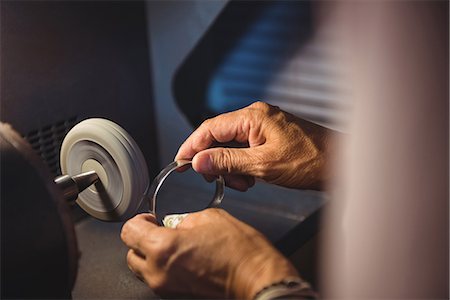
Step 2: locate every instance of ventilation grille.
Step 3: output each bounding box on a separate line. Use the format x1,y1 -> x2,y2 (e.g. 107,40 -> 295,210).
24,117 -> 77,176
207,1 -> 348,130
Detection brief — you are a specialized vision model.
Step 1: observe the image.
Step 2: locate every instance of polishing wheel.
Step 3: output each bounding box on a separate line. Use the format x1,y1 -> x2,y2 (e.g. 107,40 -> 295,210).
60,118 -> 149,221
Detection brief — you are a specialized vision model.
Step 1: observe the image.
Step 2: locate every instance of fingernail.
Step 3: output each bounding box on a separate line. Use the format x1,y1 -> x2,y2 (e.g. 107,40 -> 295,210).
194,154 -> 213,173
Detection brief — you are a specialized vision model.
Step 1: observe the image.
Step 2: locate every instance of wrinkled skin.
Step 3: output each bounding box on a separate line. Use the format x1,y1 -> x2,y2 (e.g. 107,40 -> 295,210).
122,102 -> 331,298
176,101 -> 330,191
121,209 -> 298,299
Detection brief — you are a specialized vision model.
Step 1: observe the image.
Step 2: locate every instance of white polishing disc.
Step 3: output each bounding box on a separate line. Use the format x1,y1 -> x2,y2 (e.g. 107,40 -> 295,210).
60,118 -> 149,221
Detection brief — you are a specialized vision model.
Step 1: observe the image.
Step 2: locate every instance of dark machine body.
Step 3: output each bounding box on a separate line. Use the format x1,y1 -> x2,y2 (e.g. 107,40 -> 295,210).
0,124 -> 78,298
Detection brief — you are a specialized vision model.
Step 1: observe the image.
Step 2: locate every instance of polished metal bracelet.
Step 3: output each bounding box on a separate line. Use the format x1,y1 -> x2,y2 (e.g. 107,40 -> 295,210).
146,160 -> 225,227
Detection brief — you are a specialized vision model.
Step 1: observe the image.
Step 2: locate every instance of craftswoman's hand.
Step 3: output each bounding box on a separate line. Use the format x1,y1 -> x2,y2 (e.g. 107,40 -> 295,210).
175,101 -> 331,191
121,209 -> 299,299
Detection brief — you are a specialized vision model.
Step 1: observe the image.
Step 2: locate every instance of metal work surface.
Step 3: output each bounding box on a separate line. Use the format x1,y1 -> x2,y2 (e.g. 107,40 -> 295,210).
72,218 -> 156,299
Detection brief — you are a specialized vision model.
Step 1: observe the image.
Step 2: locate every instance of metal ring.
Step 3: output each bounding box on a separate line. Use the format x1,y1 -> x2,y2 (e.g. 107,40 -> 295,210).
147,160 -> 225,221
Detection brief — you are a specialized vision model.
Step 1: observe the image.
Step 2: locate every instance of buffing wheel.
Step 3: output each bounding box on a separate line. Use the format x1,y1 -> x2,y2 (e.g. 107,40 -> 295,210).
60,118 -> 149,221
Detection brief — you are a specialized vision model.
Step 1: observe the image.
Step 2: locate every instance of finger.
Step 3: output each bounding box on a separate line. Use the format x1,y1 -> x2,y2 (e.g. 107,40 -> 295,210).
229,175 -> 255,192
121,213 -> 159,252
223,174 -> 253,191
175,109 -> 261,161
246,176 -> 256,188
191,147 -> 263,177
132,213 -> 158,224
127,250 -> 147,283
127,249 -> 146,275
174,164 -> 190,173
206,173 -> 254,190
203,174 -> 215,182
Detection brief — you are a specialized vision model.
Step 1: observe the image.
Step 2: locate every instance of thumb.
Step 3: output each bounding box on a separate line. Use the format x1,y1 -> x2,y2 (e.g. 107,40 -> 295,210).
192,147 -> 261,176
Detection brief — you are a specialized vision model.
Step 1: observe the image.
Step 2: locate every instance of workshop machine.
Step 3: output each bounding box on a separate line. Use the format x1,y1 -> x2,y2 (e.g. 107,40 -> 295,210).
1,1 -> 337,298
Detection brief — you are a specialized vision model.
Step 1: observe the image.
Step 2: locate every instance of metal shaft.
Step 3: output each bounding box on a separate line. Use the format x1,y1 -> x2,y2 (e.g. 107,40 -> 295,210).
54,170 -> 99,202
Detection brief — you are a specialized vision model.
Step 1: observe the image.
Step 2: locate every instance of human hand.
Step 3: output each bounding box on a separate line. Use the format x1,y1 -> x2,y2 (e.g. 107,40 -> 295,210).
175,102 -> 330,191
120,209 -> 299,299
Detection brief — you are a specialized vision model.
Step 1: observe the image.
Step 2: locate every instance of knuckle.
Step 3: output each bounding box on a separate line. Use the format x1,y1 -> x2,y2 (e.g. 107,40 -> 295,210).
248,102 -> 280,125
249,101 -> 270,112
249,101 -> 281,117
201,117 -> 214,128
120,223 -> 130,241
204,208 -> 228,221
217,148 -> 234,173
202,207 -> 219,217
120,217 -> 143,242
150,274 -> 169,294
210,207 -> 228,218
272,109 -> 288,124
126,249 -> 133,264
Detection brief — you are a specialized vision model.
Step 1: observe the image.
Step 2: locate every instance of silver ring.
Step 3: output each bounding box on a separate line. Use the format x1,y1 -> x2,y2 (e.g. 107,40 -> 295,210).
147,160 -> 224,221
